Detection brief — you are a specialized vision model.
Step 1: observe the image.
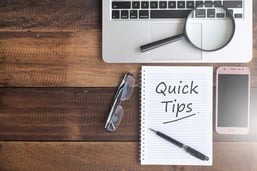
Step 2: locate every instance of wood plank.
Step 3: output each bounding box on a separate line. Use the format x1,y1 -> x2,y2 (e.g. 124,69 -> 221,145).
1,87 -> 257,142
0,0 -> 100,30
0,87 -> 139,141
0,142 -> 257,171
0,30 -> 142,87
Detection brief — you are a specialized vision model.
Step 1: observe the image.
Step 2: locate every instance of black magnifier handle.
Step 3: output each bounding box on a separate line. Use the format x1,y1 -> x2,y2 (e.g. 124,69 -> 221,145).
140,33 -> 185,53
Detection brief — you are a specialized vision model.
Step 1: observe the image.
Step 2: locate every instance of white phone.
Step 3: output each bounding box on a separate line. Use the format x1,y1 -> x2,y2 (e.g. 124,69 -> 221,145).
216,67 -> 250,134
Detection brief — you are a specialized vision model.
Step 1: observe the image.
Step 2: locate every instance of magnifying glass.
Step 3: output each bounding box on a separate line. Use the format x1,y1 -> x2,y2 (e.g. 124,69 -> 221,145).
140,2 -> 236,52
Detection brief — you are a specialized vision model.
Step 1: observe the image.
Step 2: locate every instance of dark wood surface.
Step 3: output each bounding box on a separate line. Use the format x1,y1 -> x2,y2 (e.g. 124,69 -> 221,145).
1,87 -> 257,142
1,0 -> 257,170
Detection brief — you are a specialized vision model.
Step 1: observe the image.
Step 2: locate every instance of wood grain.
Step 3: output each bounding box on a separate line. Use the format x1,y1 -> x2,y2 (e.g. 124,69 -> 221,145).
0,87 -> 139,141
1,87 -> 257,142
0,30 -> 143,87
0,0 -> 101,30
0,142 -> 257,171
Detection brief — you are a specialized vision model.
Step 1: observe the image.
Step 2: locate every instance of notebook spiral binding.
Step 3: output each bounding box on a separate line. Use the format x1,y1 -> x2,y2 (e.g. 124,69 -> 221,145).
140,68 -> 146,163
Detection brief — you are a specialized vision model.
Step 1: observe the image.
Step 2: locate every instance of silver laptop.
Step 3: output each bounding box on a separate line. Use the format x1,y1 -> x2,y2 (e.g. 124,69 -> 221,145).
102,0 -> 252,63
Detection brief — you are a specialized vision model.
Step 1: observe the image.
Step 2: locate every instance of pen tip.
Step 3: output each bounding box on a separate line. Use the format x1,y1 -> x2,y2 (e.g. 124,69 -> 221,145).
149,128 -> 157,133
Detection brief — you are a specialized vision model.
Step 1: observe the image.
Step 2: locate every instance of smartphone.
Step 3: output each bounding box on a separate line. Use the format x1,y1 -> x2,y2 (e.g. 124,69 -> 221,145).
216,67 -> 250,134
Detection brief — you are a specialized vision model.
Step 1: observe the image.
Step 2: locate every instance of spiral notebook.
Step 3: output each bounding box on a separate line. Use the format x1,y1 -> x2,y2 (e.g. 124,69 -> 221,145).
140,66 -> 213,165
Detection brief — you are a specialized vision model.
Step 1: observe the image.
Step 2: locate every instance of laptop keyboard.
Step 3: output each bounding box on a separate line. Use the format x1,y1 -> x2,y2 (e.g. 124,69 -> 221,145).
111,0 -> 243,19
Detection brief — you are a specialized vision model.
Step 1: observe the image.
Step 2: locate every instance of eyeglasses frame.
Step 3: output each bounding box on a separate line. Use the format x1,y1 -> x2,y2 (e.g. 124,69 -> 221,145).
104,72 -> 136,132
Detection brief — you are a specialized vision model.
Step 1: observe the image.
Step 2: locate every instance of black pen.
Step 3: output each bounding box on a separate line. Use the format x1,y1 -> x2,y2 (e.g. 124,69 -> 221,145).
149,128 -> 209,161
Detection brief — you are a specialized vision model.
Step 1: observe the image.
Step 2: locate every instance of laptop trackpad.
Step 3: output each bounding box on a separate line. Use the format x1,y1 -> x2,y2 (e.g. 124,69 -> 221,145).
150,23 -> 202,60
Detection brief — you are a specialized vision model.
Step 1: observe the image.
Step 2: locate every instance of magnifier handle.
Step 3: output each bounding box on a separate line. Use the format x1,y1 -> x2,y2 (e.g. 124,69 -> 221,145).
140,33 -> 185,53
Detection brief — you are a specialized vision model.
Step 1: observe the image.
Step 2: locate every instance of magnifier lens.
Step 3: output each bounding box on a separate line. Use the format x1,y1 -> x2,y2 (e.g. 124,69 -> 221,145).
185,3 -> 235,51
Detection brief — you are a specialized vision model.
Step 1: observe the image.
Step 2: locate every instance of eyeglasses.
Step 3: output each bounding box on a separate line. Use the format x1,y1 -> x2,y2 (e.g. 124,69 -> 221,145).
105,73 -> 136,132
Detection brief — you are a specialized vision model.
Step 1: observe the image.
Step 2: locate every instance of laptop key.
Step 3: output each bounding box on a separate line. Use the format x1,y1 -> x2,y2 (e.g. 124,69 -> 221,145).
112,10 -> 120,19
195,9 -> 206,18
141,1 -> 149,9
196,1 -> 203,7
139,10 -> 149,19
130,10 -> 138,19
234,13 -> 243,18
112,2 -> 131,9
205,1 -> 213,7
223,1 -> 242,8
168,1 -> 176,8
186,1 -> 194,8
151,10 -> 191,18
150,1 -> 158,8
159,1 -> 167,8
121,10 -> 129,19
226,9 -> 233,17
132,1 -> 140,9
207,9 -> 215,18
214,1 -> 222,7
216,13 -> 225,18
177,1 -> 185,8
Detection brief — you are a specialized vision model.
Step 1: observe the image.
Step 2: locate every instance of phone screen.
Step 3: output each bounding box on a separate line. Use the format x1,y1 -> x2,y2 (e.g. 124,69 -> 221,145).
217,74 -> 249,127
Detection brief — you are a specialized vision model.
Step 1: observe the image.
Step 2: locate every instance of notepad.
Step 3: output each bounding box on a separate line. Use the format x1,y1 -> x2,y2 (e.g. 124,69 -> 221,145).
140,66 -> 213,165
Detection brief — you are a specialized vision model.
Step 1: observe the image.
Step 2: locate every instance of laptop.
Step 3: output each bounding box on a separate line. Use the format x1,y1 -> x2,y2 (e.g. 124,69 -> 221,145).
102,0 -> 252,63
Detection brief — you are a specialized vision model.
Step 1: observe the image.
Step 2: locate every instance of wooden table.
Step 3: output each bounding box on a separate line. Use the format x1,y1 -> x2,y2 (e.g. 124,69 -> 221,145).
0,0 -> 257,170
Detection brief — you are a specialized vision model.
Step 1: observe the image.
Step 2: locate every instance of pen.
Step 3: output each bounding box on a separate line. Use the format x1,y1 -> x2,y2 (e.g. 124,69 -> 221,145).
149,128 -> 209,161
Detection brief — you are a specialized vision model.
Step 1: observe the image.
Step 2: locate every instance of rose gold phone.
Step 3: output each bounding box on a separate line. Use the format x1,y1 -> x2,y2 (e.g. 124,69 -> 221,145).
216,67 -> 250,134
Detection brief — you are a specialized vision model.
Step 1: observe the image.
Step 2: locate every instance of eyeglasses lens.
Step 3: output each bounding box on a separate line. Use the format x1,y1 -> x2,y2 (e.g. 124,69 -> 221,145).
120,75 -> 136,101
107,105 -> 124,131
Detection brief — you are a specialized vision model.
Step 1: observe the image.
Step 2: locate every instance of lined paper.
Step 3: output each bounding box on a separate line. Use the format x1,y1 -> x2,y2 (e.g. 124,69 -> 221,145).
140,66 -> 213,165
